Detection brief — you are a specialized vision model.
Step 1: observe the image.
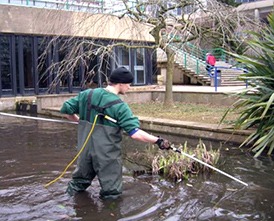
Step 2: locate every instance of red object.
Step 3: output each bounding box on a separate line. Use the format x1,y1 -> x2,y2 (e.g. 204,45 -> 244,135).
206,54 -> 216,66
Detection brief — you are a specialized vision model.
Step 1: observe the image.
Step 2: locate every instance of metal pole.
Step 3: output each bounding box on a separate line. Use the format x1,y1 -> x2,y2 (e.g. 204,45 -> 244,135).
170,145 -> 248,187
0,112 -> 78,124
214,67 -> 217,92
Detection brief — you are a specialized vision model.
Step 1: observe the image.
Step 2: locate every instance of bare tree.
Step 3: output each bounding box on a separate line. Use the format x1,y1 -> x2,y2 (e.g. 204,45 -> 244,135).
118,0 -> 262,105
37,11 -> 154,90
39,0 -> 262,105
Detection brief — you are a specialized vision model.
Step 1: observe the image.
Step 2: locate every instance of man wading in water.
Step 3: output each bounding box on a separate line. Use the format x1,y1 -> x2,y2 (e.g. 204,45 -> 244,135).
61,67 -> 170,199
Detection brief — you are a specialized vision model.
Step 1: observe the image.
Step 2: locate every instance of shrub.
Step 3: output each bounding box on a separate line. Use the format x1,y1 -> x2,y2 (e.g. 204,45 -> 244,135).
222,13 -> 274,157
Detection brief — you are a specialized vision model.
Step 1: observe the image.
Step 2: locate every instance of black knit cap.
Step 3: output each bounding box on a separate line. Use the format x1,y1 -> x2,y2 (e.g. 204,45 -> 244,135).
109,67 -> 134,84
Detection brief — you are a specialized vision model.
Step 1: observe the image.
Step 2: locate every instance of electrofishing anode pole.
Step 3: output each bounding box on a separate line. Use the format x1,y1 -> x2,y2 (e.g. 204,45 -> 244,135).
169,144 -> 248,187
0,112 -> 117,124
0,112 -> 248,187
0,112 -> 78,124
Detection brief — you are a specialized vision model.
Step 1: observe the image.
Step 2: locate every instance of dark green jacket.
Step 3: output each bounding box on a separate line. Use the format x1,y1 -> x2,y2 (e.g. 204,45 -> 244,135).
60,88 -> 140,134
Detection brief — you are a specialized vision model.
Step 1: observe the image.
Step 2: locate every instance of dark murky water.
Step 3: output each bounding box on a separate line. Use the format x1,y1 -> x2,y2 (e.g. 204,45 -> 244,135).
0,115 -> 274,221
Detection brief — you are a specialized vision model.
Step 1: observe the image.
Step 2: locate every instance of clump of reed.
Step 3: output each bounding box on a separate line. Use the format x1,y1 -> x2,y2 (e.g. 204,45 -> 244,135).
124,140 -> 220,181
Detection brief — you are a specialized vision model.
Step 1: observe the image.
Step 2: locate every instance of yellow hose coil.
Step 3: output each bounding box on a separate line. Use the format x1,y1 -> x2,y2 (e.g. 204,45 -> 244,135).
44,114 -> 99,188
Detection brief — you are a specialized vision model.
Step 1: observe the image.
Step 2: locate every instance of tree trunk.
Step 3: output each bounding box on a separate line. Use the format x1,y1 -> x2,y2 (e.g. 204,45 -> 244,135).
164,49 -> 174,106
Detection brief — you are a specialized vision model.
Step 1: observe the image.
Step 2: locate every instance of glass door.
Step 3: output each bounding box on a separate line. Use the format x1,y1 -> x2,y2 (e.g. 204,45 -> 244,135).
117,47 -> 146,85
117,46 -> 130,70
133,48 -> 145,85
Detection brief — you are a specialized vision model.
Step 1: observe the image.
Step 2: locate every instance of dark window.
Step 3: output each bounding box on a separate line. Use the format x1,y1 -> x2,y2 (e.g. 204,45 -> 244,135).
0,34 -> 152,97
37,37 -> 50,89
23,36 -> 33,89
0,36 -> 11,90
118,47 -> 130,68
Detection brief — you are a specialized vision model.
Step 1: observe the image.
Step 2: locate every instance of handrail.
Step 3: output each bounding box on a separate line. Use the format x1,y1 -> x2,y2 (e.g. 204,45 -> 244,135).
169,43 -> 247,92
0,0 -> 104,13
184,42 -> 206,61
169,44 -> 208,76
184,42 -> 229,62
185,42 -> 241,67
0,0 -> 137,14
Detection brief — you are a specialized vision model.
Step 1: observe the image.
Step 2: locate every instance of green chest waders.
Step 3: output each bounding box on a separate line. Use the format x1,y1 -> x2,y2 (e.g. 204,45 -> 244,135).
67,90 -> 124,199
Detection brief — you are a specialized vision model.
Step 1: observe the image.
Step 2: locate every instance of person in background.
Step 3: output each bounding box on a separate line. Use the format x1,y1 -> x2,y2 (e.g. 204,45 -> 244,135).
60,66 -> 170,199
206,53 -> 216,73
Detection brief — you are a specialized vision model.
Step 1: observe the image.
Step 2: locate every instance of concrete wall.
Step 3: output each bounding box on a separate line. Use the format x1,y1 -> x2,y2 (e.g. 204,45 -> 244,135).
0,5 -> 154,42
0,96 -> 36,111
37,90 -> 236,110
36,91 -> 153,114
0,90 -> 236,112
157,62 -> 194,85
36,94 -> 75,113
237,0 -> 274,20
139,116 -> 250,145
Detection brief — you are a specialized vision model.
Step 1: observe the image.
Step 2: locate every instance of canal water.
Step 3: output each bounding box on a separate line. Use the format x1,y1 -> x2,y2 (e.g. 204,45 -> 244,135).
0,115 -> 274,221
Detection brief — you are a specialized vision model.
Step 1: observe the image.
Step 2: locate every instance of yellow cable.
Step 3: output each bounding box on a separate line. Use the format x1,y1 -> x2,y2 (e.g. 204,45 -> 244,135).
44,114 -> 99,188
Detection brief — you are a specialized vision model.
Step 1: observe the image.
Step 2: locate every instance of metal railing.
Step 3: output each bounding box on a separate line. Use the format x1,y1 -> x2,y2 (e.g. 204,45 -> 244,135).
1,0 -> 104,13
169,44 -> 208,76
169,43 -> 248,92
0,0 -> 137,14
183,42 -> 228,62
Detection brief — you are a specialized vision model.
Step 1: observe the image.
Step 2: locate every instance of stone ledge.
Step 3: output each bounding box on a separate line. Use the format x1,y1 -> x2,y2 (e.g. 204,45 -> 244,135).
138,116 -> 252,145
40,107 -> 252,145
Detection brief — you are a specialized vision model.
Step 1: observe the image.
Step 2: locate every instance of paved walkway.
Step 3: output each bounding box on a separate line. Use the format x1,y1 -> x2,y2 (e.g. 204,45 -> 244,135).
130,85 -> 247,93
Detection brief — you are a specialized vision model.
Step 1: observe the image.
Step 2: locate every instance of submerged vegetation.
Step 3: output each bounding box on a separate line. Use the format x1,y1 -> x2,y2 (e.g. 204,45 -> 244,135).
124,140 -> 220,181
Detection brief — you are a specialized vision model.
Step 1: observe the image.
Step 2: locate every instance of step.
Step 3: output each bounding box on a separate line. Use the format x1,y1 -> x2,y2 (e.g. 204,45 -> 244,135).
221,82 -> 246,86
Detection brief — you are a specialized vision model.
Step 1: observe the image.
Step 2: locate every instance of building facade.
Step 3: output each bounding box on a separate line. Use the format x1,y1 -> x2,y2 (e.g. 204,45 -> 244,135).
0,2 -> 156,98
0,0 -> 272,98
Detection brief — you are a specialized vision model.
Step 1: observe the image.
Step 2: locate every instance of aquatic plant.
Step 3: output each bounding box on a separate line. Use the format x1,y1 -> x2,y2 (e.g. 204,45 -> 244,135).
152,140 -> 220,181
124,140 -> 220,181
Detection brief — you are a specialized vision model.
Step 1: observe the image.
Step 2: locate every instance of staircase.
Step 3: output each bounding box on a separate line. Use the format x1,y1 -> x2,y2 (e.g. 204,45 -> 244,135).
168,43 -> 246,86
167,44 -> 209,85
215,61 -> 246,86
174,59 -> 210,86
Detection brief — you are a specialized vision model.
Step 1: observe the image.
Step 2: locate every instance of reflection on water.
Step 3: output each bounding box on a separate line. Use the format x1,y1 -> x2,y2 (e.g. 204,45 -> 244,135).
0,116 -> 274,221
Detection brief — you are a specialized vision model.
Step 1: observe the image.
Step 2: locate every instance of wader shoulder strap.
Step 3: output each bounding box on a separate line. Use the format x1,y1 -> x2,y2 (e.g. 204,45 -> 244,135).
86,89 -> 123,121
86,89 -> 93,120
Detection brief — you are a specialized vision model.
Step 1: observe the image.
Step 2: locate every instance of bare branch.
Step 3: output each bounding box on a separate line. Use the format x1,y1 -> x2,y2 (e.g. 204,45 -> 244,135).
39,0 -> 263,104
